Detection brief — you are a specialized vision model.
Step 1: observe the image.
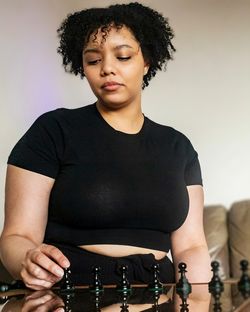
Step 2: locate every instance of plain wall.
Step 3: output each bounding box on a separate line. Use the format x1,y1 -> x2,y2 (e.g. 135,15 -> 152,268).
0,0 -> 250,230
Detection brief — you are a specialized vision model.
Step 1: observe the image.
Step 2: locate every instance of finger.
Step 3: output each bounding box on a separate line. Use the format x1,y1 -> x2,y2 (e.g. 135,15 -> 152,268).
39,296 -> 65,312
24,258 -> 60,283
22,293 -> 54,312
21,269 -> 54,290
25,290 -> 55,300
27,250 -> 65,279
40,244 -> 70,268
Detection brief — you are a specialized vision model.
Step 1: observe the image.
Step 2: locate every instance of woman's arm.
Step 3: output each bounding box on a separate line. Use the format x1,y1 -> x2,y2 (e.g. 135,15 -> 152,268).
171,185 -> 212,310
0,165 -> 70,290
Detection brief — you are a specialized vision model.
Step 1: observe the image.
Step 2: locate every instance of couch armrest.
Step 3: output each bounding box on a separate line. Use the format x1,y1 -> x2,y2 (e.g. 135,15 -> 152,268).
204,205 -> 230,280
228,200 -> 250,278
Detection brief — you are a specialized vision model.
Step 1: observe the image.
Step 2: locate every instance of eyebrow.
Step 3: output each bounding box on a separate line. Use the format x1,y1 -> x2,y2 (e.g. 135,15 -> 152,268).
83,44 -> 134,55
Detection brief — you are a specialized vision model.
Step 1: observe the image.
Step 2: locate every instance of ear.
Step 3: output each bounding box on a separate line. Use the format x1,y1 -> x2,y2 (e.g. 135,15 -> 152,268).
143,62 -> 150,76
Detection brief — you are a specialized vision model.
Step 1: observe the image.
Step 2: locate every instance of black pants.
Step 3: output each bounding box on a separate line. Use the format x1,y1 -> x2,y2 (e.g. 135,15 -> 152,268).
54,243 -> 175,286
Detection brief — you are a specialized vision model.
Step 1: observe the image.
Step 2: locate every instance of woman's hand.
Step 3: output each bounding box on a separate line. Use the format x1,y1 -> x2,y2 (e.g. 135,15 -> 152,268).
21,244 -> 70,290
22,290 -> 65,312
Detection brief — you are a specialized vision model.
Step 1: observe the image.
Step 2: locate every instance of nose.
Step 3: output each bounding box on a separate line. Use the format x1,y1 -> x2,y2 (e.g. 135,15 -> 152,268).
100,56 -> 116,76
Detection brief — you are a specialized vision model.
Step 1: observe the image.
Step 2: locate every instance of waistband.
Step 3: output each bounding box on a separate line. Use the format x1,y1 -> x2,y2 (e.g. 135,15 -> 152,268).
44,222 -> 171,252
53,243 -> 175,285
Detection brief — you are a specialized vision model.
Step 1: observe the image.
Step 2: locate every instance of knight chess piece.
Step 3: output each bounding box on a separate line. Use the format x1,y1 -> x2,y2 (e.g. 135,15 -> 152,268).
208,261 -> 224,312
238,259 -> 250,299
176,262 -> 192,312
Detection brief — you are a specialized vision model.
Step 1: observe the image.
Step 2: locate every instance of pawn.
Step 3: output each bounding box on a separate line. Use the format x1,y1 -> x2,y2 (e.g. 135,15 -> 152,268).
238,259 -> 250,299
90,266 -> 104,294
60,267 -> 74,292
148,264 -> 163,292
208,261 -> 224,312
116,265 -> 131,294
175,262 -> 191,312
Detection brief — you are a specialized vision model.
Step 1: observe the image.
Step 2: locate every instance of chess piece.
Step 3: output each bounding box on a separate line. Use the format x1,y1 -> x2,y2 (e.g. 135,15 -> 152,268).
208,261 -> 224,312
90,266 -> 104,293
89,266 -> 104,312
0,280 -> 25,292
116,265 -> 131,294
60,267 -> 74,293
176,262 -> 191,312
148,264 -> 163,292
148,264 -> 163,311
117,265 -> 131,312
238,259 -> 250,299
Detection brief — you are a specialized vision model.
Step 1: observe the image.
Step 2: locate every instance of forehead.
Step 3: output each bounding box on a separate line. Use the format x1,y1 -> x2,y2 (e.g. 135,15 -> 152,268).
85,25 -> 138,48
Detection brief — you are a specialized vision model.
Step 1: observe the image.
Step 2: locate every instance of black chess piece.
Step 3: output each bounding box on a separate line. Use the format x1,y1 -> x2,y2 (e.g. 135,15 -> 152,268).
176,262 -> 192,312
59,268 -> 75,312
89,266 -> 104,312
116,265 -> 131,294
208,261 -> 224,312
238,259 -> 250,299
0,280 -> 25,292
117,265 -> 131,312
90,266 -> 104,294
148,264 -> 163,312
60,267 -> 74,293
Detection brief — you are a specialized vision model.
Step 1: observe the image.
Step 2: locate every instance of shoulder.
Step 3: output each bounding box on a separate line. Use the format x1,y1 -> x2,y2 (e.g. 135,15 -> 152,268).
32,103 -> 96,128
146,117 -> 193,146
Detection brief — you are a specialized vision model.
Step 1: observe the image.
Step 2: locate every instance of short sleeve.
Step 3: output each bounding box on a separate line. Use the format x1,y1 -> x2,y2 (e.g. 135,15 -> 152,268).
184,140 -> 203,186
7,110 -> 64,178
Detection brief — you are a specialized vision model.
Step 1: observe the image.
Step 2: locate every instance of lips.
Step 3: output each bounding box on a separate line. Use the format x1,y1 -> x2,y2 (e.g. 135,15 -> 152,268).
101,81 -> 123,91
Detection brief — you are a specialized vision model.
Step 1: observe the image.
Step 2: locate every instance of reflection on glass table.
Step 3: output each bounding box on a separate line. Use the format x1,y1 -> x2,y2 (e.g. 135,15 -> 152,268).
0,261 -> 249,311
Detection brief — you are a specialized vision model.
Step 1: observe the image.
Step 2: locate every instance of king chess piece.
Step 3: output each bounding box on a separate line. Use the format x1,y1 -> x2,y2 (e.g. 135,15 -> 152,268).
208,261 -> 224,312
176,262 -> 192,312
238,259 -> 250,299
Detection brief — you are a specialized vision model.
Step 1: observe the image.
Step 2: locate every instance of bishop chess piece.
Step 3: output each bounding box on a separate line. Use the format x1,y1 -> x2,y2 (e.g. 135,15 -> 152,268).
238,259 -> 250,299
208,261 -> 224,312
176,262 -> 192,312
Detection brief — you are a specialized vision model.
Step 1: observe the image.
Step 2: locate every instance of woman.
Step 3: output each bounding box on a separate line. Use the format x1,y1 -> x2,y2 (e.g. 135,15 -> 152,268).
0,2 -> 211,304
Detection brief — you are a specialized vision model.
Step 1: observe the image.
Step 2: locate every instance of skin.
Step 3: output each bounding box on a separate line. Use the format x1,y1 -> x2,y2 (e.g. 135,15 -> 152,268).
0,25 -> 211,306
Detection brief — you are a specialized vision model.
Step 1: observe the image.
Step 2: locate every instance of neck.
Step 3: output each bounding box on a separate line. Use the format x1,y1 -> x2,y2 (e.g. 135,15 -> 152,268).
96,101 -> 144,134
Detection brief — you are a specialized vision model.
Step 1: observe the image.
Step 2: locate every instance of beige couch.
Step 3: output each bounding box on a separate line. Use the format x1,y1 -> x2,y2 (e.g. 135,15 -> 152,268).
204,200 -> 250,311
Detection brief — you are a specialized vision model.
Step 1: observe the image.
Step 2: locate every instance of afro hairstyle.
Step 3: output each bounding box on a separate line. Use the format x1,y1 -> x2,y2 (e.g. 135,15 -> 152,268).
57,2 -> 176,89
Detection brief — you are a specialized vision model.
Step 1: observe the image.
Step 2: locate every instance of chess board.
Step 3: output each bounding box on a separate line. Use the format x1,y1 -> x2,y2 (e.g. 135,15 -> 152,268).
0,261 -> 249,312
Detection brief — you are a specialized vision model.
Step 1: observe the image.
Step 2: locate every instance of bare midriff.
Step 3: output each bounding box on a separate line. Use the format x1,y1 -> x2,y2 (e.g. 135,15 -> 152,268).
78,244 -> 167,260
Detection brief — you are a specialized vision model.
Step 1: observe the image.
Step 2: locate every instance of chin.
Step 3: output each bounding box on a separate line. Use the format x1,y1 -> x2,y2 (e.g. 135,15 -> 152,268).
97,97 -> 130,110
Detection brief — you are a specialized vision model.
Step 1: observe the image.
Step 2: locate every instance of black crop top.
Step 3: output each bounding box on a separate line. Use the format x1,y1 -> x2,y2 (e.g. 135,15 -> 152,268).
8,103 -> 202,252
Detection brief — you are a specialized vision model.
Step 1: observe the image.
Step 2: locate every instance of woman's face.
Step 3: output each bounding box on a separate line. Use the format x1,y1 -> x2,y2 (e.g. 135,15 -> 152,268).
82,25 -> 149,109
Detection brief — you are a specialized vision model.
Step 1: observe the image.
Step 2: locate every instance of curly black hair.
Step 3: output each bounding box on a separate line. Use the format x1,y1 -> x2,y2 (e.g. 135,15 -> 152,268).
57,2 -> 176,89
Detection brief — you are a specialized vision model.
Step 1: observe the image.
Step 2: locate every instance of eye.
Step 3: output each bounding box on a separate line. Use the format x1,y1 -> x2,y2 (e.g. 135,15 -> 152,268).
87,59 -> 100,65
117,56 -> 131,61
